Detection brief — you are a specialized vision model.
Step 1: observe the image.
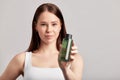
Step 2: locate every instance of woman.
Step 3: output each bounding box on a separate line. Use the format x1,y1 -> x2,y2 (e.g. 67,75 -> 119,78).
0,3 -> 83,80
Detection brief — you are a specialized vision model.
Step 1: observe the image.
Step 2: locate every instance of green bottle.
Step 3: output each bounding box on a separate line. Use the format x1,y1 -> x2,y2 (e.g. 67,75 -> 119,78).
59,34 -> 73,62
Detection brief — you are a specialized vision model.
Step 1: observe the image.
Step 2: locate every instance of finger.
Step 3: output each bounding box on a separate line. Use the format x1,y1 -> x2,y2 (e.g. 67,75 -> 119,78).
70,55 -> 75,60
71,46 -> 78,50
71,49 -> 78,53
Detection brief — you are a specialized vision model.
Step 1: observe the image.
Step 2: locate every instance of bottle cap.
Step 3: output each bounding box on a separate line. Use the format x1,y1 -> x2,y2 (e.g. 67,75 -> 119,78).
66,34 -> 72,39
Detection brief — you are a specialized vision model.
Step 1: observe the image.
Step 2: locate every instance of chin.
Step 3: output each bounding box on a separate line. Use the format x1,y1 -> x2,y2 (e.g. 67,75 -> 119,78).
44,39 -> 56,44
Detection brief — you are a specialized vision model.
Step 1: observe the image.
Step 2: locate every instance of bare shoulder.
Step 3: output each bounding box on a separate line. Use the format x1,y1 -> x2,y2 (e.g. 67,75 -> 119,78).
9,52 -> 26,70
10,52 -> 27,72
14,52 -> 26,60
0,52 -> 26,79
13,52 -> 26,66
9,51 -> 26,72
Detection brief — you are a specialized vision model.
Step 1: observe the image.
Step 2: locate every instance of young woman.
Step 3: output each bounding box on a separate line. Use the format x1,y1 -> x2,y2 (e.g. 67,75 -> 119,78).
0,3 -> 83,80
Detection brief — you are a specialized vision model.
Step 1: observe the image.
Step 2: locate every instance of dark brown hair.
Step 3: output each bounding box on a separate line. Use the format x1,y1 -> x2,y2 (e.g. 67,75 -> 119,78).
27,3 -> 66,52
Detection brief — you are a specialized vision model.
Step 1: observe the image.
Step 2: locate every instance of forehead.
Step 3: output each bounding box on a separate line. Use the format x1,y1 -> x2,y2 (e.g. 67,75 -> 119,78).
38,11 -> 60,22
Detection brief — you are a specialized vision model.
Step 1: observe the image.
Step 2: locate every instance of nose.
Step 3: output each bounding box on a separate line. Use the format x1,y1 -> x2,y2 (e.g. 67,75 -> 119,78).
46,25 -> 52,33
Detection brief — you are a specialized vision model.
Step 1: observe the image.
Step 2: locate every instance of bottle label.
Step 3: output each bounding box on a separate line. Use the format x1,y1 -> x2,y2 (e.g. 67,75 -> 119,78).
60,39 -> 72,61
65,39 -> 72,60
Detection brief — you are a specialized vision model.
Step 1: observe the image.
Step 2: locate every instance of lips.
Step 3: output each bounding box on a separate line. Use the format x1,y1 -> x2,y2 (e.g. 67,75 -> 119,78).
45,35 -> 53,38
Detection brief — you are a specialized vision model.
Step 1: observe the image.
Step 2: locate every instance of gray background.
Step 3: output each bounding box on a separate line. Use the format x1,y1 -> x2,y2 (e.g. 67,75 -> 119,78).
0,0 -> 120,80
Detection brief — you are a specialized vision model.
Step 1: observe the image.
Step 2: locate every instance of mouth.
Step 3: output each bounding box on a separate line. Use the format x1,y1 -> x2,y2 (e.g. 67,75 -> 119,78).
45,35 -> 53,38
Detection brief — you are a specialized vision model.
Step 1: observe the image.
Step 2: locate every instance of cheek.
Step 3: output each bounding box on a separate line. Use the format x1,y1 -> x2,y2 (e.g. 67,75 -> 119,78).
55,27 -> 61,38
55,26 -> 61,33
37,28 -> 45,37
55,28 -> 61,36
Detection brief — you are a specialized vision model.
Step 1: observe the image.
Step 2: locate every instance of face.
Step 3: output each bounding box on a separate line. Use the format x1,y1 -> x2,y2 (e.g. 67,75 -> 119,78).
36,11 -> 61,44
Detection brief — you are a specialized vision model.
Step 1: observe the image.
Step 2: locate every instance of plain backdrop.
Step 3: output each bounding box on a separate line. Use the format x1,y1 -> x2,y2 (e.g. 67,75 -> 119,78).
0,0 -> 120,80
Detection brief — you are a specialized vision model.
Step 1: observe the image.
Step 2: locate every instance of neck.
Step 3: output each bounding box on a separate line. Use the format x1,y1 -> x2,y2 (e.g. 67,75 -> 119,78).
38,41 -> 59,55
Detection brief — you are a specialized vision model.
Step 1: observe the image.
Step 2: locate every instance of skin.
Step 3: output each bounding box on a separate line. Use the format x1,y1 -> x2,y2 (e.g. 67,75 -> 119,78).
0,11 -> 84,80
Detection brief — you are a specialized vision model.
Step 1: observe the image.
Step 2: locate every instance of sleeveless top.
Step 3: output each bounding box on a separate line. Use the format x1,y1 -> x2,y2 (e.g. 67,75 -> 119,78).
23,52 -> 65,80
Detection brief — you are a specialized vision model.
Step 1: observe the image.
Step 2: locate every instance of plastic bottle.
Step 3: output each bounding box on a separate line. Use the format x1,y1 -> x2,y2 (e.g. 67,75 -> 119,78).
59,34 -> 73,62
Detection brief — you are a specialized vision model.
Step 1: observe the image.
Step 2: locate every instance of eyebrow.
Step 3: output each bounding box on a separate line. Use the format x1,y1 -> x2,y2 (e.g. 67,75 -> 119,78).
40,21 -> 59,23
51,21 -> 59,23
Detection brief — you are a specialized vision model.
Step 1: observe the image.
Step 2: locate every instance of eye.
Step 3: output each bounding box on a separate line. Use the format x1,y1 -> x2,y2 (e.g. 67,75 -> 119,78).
52,23 -> 57,26
40,23 -> 46,26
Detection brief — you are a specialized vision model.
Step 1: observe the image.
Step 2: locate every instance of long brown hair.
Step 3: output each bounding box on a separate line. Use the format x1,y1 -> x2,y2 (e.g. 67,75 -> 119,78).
27,3 -> 66,52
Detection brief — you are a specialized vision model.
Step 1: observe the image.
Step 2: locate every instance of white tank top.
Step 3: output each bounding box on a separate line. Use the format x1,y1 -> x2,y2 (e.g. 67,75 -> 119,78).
24,52 -> 65,80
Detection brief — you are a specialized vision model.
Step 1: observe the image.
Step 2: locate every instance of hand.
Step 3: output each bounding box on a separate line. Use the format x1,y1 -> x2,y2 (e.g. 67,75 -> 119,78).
58,42 -> 81,80
58,42 -> 78,70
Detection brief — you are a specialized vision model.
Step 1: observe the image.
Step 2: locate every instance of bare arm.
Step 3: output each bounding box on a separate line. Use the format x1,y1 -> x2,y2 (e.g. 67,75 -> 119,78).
0,52 -> 25,80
